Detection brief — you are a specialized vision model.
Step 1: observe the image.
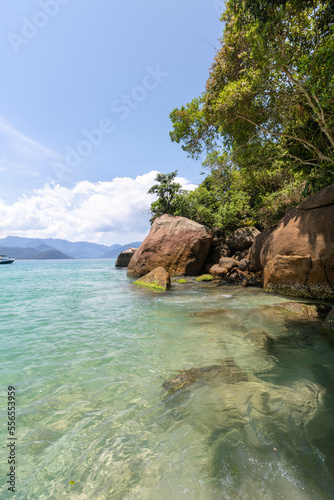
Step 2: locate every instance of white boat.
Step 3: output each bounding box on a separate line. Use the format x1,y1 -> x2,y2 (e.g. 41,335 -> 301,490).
0,255 -> 15,264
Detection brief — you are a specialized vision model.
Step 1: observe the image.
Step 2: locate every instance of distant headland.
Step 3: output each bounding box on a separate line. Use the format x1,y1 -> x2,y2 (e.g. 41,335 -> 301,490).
0,236 -> 142,260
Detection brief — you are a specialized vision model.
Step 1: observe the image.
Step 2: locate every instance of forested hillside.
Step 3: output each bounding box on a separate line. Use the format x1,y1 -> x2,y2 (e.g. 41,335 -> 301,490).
166,0 -> 334,234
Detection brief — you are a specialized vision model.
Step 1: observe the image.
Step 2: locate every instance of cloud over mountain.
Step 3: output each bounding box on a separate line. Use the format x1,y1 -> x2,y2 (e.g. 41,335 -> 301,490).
0,171 -> 197,245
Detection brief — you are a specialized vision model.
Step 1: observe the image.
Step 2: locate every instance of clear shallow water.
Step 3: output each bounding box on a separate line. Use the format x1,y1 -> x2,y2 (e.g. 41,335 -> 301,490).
1,259 -> 334,499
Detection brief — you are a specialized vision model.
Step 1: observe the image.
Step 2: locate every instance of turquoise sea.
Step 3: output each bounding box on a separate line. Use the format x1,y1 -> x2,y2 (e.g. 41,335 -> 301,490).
1,259 -> 334,499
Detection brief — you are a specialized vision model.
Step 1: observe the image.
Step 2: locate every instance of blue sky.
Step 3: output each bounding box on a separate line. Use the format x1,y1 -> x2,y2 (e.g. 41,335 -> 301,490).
0,0 -> 224,244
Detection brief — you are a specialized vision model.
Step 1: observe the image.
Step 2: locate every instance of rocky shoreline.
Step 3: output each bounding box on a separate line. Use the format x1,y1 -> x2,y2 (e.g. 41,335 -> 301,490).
116,185 -> 334,339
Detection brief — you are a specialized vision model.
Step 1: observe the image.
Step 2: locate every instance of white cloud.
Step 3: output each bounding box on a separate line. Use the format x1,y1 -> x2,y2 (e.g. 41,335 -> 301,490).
0,171 -> 197,245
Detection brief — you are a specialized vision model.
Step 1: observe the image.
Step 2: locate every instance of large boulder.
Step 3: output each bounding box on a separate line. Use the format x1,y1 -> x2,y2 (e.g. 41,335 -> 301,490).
115,248 -> 138,267
250,185 -> 334,299
247,227 -> 275,271
133,267 -> 170,291
127,214 -> 213,277
226,226 -> 261,252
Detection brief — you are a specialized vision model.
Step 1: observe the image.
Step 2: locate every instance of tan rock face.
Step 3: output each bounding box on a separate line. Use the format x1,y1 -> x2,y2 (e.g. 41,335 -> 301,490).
133,267 -> 170,291
250,185 -> 334,299
247,227 -> 275,272
260,205 -> 334,270
127,214 -> 212,277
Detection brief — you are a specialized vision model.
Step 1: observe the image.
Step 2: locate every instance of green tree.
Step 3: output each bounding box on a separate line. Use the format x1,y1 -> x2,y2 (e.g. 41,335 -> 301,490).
170,0 -> 334,190
148,171 -> 183,221
171,163 -> 255,230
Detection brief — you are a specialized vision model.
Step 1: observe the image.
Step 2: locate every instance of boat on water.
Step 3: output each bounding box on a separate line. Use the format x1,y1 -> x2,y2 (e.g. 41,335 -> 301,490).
0,255 -> 15,264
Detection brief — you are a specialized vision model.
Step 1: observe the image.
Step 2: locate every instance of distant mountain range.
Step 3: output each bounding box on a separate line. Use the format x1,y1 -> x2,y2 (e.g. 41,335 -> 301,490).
0,236 -> 142,260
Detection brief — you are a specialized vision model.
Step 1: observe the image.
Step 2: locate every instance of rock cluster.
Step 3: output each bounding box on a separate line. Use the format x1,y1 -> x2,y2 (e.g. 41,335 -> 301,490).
248,185 -> 334,300
206,227 -> 259,266
116,185 -> 333,303
204,227 -> 262,286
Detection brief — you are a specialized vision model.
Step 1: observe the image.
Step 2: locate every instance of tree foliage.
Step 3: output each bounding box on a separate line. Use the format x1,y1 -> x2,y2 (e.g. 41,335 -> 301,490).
148,171 -> 182,222
170,0 -> 334,196
150,2 -> 334,233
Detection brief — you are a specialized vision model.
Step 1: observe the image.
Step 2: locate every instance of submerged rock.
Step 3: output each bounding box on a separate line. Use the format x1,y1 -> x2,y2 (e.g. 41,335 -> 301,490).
163,358 -> 248,392
133,266 -> 170,291
246,329 -> 275,350
257,301 -> 330,322
324,307 -> 334,329
193,308 -> 228,317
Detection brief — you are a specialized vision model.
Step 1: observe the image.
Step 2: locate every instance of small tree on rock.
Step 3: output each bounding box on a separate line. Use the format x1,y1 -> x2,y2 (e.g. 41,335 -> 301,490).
148,171 -> 182,222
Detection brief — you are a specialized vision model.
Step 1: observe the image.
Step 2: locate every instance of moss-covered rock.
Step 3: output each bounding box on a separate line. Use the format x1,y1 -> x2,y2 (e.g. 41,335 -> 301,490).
134,266 -> 170,291
177,279 -> 188,284
196,274 -> 214,282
